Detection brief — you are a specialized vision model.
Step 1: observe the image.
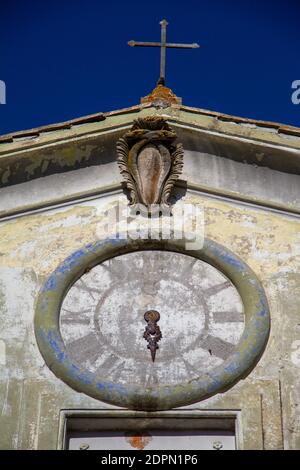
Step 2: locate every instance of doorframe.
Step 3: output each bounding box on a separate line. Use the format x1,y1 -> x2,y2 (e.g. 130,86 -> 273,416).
57,408 -> 242,450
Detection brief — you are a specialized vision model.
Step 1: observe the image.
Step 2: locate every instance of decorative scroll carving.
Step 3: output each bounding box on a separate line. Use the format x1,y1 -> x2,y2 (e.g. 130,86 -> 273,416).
116,116 -> 183,207
143,310 -> 162,362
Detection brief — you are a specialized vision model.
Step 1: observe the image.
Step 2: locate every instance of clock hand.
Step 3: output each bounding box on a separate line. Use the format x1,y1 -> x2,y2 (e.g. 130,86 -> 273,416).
143,310 -> 162,362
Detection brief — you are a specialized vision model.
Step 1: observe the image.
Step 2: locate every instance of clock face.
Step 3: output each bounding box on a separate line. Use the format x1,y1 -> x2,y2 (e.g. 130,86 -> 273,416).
60,251 -> 244,388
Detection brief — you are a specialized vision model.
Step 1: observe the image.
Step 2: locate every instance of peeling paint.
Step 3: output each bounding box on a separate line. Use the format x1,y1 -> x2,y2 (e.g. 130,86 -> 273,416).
0,180 -> 299,448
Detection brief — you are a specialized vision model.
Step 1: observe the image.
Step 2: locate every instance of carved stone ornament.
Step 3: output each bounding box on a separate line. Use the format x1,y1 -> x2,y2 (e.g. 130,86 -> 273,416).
143,310 -> 162,362
116,116 -> 184,207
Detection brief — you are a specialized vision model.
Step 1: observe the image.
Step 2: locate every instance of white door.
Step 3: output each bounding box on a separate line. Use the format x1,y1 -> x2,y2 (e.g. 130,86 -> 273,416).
67,429 -> 236,450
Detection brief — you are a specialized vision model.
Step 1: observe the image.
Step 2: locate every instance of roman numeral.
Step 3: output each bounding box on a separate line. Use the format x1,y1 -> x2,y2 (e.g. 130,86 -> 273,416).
182,357 -> 200,377
60,309 -> 91,325
101,258 -> 126,281
94,354 -> 126,380
66,332 -> 104,364
213,310 -> 244,323
203,281 -> 231,298
181,258 -> 198,277
200,334 -> 235,360
76,278 -> 98,300
142,365 -> 159,387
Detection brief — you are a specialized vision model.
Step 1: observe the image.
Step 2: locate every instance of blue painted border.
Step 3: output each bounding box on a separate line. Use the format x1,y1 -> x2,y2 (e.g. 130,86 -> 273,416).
34,236 -> 270,410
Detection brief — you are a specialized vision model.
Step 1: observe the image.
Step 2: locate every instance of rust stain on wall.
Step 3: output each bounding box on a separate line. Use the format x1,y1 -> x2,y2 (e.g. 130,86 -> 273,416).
125,431 -> 152,450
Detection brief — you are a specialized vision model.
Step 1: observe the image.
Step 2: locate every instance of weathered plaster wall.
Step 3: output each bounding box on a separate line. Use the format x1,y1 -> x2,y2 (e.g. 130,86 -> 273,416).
1,109 -> 300,449
0,187 -> 299,449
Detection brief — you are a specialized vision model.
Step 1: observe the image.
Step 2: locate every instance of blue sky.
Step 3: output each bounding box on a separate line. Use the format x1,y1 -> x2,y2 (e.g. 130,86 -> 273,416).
0,0 -> 299,134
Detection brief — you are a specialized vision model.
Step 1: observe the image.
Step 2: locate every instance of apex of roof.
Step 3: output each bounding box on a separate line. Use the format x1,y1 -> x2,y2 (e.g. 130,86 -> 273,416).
0,98 -> 300,152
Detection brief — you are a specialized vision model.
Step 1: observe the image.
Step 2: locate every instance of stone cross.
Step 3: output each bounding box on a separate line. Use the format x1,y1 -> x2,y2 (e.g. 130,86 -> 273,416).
128,19 -> 200,85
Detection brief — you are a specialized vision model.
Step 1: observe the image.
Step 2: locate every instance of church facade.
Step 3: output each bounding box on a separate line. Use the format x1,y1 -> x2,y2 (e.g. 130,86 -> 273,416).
0,84 -> 300,450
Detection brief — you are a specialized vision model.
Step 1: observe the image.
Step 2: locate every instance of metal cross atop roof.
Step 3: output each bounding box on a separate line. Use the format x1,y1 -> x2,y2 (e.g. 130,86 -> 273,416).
128,19 -> 200,86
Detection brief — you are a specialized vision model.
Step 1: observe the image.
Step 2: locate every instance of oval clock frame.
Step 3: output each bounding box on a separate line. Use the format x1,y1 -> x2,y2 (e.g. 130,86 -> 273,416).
34,236 -> 270,411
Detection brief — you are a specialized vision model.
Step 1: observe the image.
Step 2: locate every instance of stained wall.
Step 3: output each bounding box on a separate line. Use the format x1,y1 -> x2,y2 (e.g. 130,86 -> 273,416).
0,111 -> 299,449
